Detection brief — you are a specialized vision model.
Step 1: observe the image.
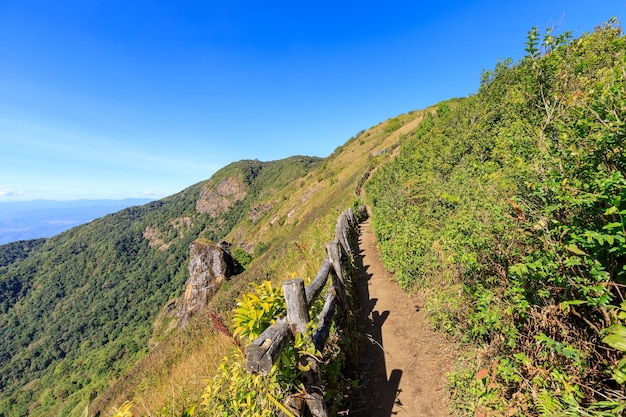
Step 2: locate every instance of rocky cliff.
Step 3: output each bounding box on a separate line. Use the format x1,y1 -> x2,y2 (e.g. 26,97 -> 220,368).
177,239 -> 234,327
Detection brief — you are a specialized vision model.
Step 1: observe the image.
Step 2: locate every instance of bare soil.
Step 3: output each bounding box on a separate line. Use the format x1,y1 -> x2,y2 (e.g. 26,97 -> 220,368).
350,218 -> 453,416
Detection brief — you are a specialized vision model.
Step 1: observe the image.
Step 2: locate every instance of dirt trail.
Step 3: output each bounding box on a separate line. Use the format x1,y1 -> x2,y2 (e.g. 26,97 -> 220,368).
351,218 -> 452,416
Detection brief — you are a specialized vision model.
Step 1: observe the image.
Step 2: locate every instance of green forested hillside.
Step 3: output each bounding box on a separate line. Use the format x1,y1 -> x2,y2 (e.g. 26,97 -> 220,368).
0,239 -> 47,268
0,157 -> 321,417
366,20 -> 626,414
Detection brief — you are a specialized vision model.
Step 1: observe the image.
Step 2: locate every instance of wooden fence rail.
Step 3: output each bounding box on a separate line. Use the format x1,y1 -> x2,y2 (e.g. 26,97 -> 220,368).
244,206 -> 365,416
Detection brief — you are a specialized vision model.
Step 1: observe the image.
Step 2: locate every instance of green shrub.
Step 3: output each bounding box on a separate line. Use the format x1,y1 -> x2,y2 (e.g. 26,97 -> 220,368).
231,248 -> 253,271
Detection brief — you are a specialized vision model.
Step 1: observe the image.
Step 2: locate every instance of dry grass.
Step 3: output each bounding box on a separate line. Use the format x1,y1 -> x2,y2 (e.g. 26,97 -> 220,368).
94,315 -> 232,417
131,333 -> 232,416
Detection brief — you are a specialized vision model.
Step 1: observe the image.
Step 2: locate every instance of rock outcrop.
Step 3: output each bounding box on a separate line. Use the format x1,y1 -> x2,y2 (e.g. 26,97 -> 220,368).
195,177 -> 247,217
177,239 -> 233,327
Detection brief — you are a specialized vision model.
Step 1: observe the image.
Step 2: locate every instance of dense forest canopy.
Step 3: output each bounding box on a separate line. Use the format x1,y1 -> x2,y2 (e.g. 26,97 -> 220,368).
366,19 -> 626,414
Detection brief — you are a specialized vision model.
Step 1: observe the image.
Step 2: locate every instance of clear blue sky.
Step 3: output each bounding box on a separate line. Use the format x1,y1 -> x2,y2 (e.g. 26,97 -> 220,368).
0,1 -> 623,201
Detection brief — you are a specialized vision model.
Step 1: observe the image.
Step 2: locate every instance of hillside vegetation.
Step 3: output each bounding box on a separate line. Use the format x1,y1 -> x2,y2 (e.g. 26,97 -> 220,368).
367,20 -> 626,415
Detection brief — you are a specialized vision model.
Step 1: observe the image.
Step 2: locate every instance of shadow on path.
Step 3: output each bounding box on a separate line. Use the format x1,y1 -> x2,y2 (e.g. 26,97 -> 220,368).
351,232 -> 402,416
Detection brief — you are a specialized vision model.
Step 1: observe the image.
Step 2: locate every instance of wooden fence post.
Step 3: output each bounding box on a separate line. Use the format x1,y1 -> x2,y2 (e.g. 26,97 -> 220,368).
305,258 -> 331,307
283,279 -> 328,417
327,242 -> 348,308
312,288 -> 337,352
245,319 -> 291,374
283,279 -> 309,336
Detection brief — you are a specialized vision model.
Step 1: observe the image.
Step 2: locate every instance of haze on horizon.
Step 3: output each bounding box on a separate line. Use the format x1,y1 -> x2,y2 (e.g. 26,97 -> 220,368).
0,197 -> 154,244
1,1 -> 622,202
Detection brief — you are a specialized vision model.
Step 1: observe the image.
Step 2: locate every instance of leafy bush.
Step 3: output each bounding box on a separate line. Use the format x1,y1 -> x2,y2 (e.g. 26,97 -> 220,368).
383,117 -> 401,133
233,281 -> 285,341
231,247 -> 254,271
201,281 -> 299,417
201,348 -> 284,417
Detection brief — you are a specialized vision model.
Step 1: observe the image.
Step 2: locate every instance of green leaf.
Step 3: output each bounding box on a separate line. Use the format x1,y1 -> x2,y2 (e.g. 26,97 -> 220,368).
604,222 -> 623,231
564,244 -> 587,256
563,256 -> 582,267
603,335 -> 626,352
561,347 -> 580,361
613,367 -> 626,384
606,324 -> 626,338
561,299 -> 586,307
509,263 -> 528,275
613,196 -> 622,208
181,405 -> 195,417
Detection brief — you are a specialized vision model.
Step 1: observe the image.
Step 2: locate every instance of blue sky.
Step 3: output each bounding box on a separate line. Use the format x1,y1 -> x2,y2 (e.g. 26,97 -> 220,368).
0,1 -> 623,201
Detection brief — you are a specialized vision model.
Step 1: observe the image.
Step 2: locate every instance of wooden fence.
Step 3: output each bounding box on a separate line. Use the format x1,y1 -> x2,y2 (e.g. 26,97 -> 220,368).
244,206 -> 365,417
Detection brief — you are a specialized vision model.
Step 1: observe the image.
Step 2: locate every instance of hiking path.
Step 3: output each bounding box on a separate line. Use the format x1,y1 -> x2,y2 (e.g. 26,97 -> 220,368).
350,217 -> 453,416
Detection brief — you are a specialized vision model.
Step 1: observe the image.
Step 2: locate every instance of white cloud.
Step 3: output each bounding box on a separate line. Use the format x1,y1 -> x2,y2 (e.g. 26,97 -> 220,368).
0,188 -> 25,197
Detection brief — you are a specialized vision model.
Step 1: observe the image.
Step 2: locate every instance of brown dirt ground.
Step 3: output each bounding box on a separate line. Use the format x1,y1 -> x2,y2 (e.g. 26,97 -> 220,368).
350,218 -> 453,417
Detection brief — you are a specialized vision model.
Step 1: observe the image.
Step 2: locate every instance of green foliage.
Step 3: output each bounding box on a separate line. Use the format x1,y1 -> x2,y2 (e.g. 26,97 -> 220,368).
367,20 -> 626,415
201,348 -> 284,417
0,198 -> 204,417
603,301 -> 626,384
0,238 -> 47,314
253,241 -> 268,258
233,281 -> 285,342
0,238 -> 46,267
383,117 -> 402,133
231,248 -> 253,271
203,281 -> 295,417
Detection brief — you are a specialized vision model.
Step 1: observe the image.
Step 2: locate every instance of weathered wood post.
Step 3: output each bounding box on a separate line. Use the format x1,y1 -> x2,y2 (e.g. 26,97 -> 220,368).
245,319 -> 290,374
312,288 -> 337,352
283,279 -> 309,335
283,278 -> 328,417
327,242 -> 348,308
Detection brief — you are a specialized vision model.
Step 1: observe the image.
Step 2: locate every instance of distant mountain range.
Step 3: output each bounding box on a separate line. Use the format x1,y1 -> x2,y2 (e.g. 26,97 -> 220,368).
0,198 -> 154,244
